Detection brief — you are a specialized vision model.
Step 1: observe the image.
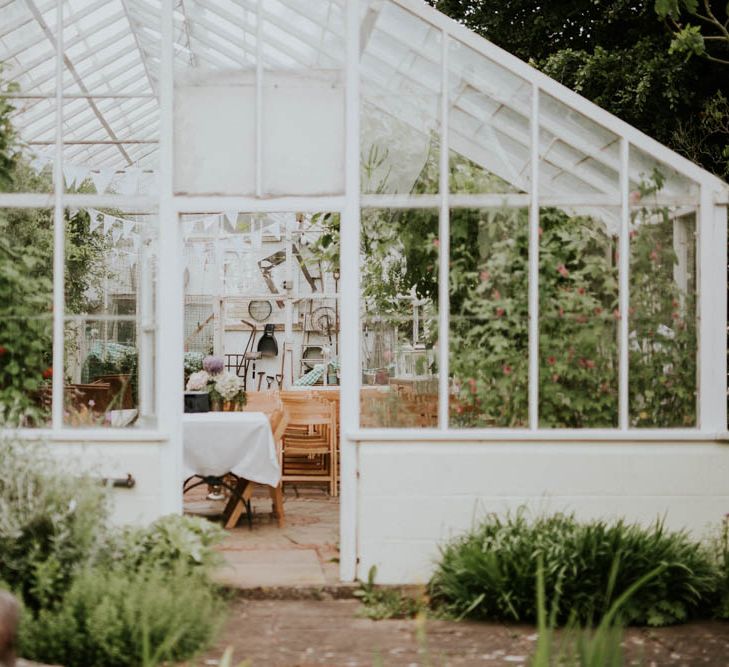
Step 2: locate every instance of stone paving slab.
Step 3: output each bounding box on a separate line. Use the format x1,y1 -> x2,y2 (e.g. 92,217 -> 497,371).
190,599 -> 729,667
186,486 -> 341,589
215,549 -> 327,588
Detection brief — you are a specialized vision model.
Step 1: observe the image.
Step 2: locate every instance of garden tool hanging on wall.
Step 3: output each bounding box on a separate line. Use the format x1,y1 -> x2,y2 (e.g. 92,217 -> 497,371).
256,323 -> 279,358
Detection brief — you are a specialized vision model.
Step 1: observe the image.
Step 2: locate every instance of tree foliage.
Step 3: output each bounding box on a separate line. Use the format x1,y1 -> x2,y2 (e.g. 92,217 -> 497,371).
655,0 -> 729,66
428,0 -> 729,180
0,81 -> 109,424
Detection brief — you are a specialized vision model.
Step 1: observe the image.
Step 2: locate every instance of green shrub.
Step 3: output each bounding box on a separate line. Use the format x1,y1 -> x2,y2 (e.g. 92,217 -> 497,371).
0,437 -> 226,665
711,518 -> 729,619
19,563 -> 225,667
0,438 -> 108,609
99,514 -> 223,575
428,512 -> 718,626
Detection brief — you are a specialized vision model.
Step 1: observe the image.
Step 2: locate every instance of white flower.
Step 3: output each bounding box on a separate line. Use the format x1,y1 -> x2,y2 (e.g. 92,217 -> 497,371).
215,372 -> 242,401
186,370 -> 210,392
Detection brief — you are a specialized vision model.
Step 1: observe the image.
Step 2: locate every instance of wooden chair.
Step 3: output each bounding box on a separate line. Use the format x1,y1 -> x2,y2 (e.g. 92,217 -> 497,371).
280,396 -> 337,496
92,374 -> 133,409
311,389 -> 340,494
67,382 -> 112,412
242,390 -> 281,415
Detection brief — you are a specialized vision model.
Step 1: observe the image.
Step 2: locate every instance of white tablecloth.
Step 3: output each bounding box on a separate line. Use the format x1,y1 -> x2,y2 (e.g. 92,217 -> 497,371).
183,412 -> 280,487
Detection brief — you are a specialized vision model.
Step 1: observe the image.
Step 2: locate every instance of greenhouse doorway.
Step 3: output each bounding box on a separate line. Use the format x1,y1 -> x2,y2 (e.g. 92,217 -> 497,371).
181,210 -> 342,588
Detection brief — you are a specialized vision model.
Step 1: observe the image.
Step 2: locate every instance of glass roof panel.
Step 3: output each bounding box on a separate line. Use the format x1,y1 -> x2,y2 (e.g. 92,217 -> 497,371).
0,0 -> 712,196
361,1 -> 441,194
539,91 -> 620,199
448,39 -> 530,193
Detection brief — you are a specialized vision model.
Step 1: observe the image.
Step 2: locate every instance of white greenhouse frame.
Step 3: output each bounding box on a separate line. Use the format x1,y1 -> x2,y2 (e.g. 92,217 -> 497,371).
1,0 -> 728,582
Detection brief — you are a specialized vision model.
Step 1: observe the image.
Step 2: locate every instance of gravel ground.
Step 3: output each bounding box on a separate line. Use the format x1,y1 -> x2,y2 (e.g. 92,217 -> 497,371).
189,598 -> 729,667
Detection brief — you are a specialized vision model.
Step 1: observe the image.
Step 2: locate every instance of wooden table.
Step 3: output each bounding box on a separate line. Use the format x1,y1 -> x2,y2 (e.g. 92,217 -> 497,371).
183,411 -> 285,529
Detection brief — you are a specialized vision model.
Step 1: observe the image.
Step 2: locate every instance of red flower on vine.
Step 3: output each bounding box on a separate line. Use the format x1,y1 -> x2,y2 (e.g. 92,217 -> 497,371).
594,307 -> 603,316
42,367 -> 53,379
495,307 -> 505,317
546,356 -> 556,366
502,365 -> 512,376
577,287 -> 585,295
557,264 -> 569,278
0,346 -> 6,356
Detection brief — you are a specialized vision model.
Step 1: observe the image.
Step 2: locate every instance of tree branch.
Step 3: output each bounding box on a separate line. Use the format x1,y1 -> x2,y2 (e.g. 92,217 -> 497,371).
705,53 -> 729,65
702,0 -> 729,40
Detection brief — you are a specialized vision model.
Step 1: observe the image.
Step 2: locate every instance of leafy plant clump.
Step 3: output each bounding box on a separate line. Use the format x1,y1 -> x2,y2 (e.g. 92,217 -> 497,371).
19,563 -> 224,667
0,437 -> 226,666
355,566 -> 427,620
428,512 -> 718,626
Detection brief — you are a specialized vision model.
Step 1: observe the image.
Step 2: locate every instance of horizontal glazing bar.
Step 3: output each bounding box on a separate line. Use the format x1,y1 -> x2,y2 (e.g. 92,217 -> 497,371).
360,194 -> 701,208
348,428 -> 714,442
173,196 -> 347,213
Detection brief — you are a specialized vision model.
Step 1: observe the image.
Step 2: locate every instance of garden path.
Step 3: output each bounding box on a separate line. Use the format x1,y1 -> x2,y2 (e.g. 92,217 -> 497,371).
190,599 -> 729,666
184,485 -> 341,589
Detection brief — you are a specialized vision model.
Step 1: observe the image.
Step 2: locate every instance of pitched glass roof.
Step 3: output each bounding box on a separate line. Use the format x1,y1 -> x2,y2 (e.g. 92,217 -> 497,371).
0,0 -> 724,200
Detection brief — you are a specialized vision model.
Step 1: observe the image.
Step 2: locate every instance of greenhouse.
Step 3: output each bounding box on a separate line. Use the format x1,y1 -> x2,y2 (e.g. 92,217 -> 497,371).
1,0 -> 728,584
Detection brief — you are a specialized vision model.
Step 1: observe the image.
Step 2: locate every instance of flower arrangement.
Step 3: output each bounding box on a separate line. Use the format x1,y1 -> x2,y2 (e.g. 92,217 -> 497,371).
202,355 -> 224,374
186,370 -> 209,392
185,356 -> 246,410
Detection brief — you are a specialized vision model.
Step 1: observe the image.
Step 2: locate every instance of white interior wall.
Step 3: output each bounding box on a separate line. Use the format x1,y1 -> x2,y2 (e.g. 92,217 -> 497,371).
356,440 -> 729,584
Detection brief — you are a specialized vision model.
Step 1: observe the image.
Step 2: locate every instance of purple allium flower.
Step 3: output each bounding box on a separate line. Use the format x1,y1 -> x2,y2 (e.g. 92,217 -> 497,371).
203,355 -> 225,375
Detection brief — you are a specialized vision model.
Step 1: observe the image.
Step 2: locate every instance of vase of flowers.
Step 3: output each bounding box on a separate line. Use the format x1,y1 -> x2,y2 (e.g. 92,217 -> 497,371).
185,356 -> 246,411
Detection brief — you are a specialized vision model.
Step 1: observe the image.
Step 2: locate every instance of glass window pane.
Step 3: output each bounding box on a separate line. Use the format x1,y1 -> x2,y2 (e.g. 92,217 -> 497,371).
449,41 -> 531,194
64,318 -> 141,427
629,145 -> 699,202
539,91 -> 620,199
360,3 -> 441,195
0,207 -> 54,426
629,204 -> 697,427
0,0 -> 57,194
449,207 -> 529,427
360,208 -> 439,427
539,207 -> 619,428
64,207 -> 157,427
61,1 -> 159,194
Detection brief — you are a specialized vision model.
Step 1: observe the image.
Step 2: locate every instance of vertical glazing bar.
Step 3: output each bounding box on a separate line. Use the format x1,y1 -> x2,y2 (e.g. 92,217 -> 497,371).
619,138 -> 630,430
51,0 -> 64,430
157,0 -> 183,513
339,0 -> 361,582
138,228 -> 154,423
255,0 -> 263,197
528,85 -> 539,429
437,31 -> 450,429
698,187 -> 727,431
